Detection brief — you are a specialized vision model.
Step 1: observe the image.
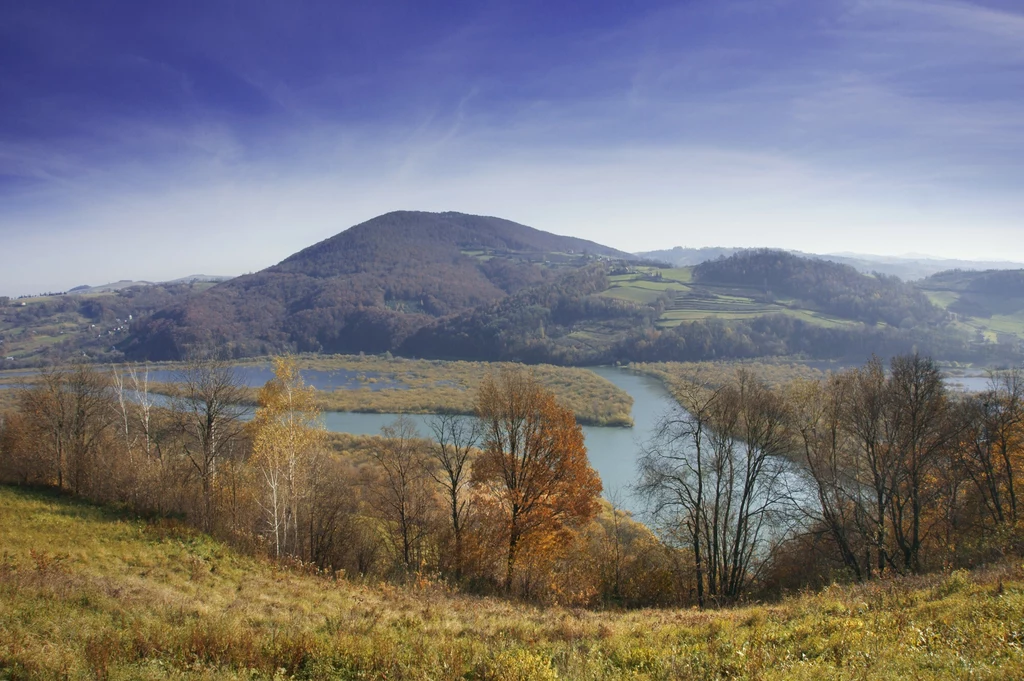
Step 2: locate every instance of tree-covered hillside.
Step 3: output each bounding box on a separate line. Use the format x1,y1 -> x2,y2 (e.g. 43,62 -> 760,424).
694,249 -> 944,327
7,214 -> 1024,368
918,269 -> 1024,342
400,265 -> 657,364
121,211 -> 632,361
0,282 -> 217,368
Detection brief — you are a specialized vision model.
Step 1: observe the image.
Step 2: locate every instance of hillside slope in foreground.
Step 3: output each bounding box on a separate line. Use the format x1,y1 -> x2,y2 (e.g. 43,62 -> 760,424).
1,486 -> 1022,680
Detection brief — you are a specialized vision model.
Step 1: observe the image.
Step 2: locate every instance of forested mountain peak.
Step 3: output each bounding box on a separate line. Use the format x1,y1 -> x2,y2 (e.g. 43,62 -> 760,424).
12,227 -> 1021,367
120,211 -> 633,360
271,210 -> 631,277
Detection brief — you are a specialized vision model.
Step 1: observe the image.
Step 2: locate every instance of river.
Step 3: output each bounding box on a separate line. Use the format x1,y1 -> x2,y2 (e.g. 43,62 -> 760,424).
1,363 -> 993,514
312,366 -> 676,512
23,364 -> 671,511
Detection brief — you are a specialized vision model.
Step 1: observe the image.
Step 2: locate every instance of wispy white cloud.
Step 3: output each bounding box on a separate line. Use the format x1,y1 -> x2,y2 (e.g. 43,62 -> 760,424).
855,0 -> 1024,44
790,72 -> 1024,145
3,0 -> 1024,295
5,120 -> 1022,296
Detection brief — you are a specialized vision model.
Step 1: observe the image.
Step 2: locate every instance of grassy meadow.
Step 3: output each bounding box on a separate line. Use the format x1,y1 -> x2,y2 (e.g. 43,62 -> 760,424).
1,485 -> 1022,680
918,275 -> 1024,344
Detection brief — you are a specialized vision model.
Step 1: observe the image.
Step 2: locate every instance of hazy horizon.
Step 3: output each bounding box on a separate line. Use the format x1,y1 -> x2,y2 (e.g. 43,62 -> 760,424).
6,225 -> 1024,298
3,1 -> 1023,295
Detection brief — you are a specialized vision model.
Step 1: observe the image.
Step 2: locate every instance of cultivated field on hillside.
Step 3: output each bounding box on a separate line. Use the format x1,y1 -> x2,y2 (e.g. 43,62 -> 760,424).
601,266 -> 861,329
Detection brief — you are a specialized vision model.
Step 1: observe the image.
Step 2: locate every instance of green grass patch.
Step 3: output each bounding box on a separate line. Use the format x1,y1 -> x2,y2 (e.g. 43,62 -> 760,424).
780,309 -> 860,328
601,287 -> 665,304
659,310 -> 769,324
658,268 -> 693,283
924,290 -> 960,309
982,314 -> 1024,336
629,280 -> 688,292
655,297 -> 860,329
955,313 -> 1024,340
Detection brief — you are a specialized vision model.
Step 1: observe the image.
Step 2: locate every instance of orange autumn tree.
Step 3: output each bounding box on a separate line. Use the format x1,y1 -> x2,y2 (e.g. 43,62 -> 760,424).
473,366 -> 602,593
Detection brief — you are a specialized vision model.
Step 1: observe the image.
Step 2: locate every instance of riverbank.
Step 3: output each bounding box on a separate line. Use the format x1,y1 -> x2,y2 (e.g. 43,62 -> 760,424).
0,355 -> 635,427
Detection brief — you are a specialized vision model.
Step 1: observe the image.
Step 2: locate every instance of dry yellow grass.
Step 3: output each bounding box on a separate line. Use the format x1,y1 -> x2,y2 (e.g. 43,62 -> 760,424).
1,485 -> 1023,679
631,360 -> 830,399
146,355 -> 635,426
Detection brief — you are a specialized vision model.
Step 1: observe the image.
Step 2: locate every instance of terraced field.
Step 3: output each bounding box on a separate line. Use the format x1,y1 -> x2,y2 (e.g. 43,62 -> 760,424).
601,267 -> 859,329
603,276 -> 687,304
918,275 -> 1024,344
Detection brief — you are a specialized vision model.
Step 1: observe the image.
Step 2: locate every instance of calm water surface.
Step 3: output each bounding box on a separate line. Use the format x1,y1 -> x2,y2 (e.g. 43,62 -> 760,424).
316,366 -> 675,512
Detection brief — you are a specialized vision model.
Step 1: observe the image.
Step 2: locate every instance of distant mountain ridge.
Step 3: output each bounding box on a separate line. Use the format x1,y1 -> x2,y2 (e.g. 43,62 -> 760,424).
637,247 -> 1024,281
9,214 -> 1022,368
66,275 -> 232,295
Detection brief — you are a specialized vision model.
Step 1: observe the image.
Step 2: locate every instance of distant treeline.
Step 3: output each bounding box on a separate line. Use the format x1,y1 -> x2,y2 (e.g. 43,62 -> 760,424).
9,244 -> 1023,368
694,249 -> 944,327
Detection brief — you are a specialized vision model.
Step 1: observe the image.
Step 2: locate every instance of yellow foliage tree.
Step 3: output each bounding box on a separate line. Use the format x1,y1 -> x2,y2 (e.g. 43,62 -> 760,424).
250,357 -> 326,559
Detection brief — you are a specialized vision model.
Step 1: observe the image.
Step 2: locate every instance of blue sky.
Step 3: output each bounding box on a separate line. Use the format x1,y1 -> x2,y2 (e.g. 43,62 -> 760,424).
2,0 -> 1023,295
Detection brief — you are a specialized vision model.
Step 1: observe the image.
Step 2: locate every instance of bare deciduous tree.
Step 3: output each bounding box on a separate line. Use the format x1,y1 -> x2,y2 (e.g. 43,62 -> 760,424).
841,356 -> 896,577
21,365 -> 114,495
790,374 -> 866,581
959,368 -> 1023,527
250,356 -> 326,558
174,356 -> 247,532
887,354 -> 956,574
638,370 -> 797,604
428,410 -> 479,580
369,416 -> 435,573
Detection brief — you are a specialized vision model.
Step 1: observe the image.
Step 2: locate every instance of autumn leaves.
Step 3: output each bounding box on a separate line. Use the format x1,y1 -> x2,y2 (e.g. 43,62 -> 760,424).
474,368 -> 602,591
251,357 -> 326,559
247,359 -> 604,594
